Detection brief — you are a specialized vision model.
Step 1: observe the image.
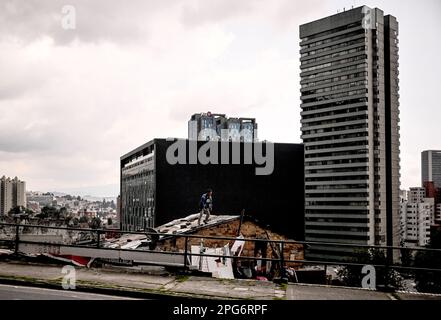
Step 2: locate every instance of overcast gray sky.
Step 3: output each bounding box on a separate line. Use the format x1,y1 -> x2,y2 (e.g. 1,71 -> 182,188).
0,0 -> 440,196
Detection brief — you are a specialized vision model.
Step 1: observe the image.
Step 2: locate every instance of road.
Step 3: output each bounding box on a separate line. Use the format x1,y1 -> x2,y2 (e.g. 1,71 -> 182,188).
0,284 -> 139,300
287,283 -> 393,300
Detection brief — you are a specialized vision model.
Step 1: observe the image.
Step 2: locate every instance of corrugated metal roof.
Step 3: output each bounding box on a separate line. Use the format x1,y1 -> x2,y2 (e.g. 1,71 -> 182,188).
104,233 -> 148,249
155,213 -> 240,235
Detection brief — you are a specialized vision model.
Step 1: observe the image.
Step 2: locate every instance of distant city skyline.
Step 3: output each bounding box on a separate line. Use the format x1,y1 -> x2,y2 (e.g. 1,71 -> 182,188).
27,185 -> 119,199
1,0 -> 440,196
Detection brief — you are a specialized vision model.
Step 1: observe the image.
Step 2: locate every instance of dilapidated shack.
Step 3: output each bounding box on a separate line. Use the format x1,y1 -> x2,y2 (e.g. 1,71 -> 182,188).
155,213 -> 303,279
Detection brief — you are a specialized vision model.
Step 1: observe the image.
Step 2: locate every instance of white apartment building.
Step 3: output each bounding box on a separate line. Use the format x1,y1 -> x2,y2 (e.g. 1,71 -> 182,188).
400,187 -> 434,247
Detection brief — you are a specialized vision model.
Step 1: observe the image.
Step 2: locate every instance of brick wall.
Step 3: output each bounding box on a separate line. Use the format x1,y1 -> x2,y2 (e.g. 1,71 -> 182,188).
158,219 -> 303,268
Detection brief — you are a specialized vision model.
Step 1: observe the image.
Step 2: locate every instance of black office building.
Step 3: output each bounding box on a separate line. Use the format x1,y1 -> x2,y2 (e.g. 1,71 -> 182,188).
120,139 -> 304,239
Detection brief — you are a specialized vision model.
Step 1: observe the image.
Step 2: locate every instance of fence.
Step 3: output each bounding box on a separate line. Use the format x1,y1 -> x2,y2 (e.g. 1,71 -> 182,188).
1,222 -> 441,292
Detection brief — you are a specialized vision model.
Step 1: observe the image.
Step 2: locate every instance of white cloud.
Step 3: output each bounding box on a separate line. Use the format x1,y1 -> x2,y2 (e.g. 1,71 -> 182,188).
0,0 -> 440,194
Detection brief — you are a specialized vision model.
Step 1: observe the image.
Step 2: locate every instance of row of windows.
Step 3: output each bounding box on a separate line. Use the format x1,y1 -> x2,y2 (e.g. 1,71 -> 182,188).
306,183 -> 368,190
302,71 -> 367,89
302,63 -> 367,80
122,169 -> 154,182
303,116 -> 368,131
301,54 -> 367,72
121,181 -> 155,208
305,235 -> 370,243
123,155 -> 154,171
304,225 -> 370,233
301,22 -> 361,42
301,37 -> 365,59
306,158 -> 368,167
303,123 -> 368,136
302,88 -> 368,104
304,131 -> 368,144
306,167 -> 369,175
122,213 -> 154,231
301,29 -> 365,50
306,209 -> 369,215
306,140 -> 368,152
302,80 -> 368,97
307,218 -> 370,225
305,148 -> 368,159
302,96 -> 368,113
306,201 -> 369,206
306,174 -> 369,182
301,45 -> 367,65
304,112 -> 368,129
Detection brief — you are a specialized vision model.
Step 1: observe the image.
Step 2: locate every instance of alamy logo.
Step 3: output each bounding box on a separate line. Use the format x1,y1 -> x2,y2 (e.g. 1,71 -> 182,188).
165,120 -> 273,175
165,139 -> 274,176
362,7 -> 375,30
61,265 -> 76,290
361,265 -> 376,289
61,5 -> 76,30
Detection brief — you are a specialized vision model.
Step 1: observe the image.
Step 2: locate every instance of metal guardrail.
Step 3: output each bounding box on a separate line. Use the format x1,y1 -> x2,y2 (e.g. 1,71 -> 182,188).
1,221 -> 441,288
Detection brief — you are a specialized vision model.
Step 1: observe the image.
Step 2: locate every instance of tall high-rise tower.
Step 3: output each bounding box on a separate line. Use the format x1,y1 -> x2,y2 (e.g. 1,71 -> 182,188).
0,176 -> 26,215
299,6 -> 400,259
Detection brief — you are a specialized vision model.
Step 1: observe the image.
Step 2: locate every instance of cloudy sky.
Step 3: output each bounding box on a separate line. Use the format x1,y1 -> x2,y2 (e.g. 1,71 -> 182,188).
0,0 -> 440,196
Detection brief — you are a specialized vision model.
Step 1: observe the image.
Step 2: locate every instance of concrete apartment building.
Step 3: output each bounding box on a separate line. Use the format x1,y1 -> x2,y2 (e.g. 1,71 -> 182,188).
188,112 -> 258,142
400,187 -> 434,247
0,176 -> 27,215
13,177 -> 26,209
0,177 -> 13,215
299,6 -> 400,259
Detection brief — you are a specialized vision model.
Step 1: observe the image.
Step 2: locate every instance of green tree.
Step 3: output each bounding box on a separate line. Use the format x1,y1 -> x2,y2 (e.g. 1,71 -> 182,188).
79,216 -> 89,224
8,206 -> 23,215
8,206 -> 33,216
89,217 -> 102,229
41,206 -> 59,219
35,212 -> 48,219
399,239 -> 413,269
59,207 -> 68,218
64,216 -> 72,225
414,228 -> 441,293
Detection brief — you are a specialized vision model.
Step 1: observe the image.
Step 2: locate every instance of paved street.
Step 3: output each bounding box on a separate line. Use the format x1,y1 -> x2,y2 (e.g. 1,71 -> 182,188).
0,261 -> 440,300
287,283 -> 393,300
0,284 -> 138,300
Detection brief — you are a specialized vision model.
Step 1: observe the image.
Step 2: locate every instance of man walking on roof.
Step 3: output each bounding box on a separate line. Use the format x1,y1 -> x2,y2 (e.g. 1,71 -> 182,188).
198,189 -> 213,226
